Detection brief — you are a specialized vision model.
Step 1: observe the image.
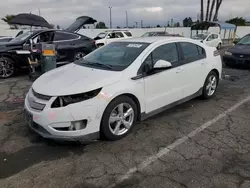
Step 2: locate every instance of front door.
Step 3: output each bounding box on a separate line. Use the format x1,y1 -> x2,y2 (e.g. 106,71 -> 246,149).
142,43 -> 184,113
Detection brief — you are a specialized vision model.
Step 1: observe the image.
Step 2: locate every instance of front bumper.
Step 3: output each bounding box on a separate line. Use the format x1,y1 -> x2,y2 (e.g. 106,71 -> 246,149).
24,89 -> 107,142
223,55 -> 250,68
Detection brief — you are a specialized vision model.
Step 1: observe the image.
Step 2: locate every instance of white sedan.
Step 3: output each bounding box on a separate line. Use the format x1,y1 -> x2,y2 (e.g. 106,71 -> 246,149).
192,33 -> 222,49
24,37 -> 222,141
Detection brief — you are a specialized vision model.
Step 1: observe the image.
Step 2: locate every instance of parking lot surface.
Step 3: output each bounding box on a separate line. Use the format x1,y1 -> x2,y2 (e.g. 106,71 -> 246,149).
1,51 -> 250,188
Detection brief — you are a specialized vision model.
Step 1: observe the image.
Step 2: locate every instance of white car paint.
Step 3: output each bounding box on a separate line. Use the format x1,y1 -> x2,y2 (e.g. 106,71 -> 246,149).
192,33 -> 222,48
24,37 -> 222,141
95,30 -> 132,46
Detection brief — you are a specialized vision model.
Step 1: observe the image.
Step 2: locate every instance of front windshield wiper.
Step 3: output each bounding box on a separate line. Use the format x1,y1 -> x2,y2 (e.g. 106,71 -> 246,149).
87,62 -> 115,70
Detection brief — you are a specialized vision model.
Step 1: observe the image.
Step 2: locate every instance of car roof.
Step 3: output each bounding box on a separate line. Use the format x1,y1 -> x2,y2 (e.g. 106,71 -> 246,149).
120,36 -> 189,44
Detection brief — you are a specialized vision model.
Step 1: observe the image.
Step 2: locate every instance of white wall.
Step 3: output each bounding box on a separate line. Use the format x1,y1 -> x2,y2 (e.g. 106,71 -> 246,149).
1,25 -> 250,39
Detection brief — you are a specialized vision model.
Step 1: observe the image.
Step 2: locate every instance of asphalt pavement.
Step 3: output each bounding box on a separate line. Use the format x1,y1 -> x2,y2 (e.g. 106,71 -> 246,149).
0,49 -> 250,188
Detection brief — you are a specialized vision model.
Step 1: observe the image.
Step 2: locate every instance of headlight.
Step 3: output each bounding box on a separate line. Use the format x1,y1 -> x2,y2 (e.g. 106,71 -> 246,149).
51,88 -> 102,108
224,51 -> 232,56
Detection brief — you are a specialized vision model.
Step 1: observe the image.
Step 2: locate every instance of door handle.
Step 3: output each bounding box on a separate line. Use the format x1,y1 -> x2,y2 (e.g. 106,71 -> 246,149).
176,67 -> 183,73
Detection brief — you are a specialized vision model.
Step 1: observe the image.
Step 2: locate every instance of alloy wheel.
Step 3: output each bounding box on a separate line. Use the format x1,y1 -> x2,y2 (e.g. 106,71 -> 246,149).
0,58 -> 14,78
108,103 -> 135,136
74,52 -> 85,60
206,75 -> 217,96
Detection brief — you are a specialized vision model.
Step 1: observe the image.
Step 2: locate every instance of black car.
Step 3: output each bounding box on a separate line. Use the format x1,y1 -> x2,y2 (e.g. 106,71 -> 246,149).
223,34 -> 250,68
0,16 -> 97,78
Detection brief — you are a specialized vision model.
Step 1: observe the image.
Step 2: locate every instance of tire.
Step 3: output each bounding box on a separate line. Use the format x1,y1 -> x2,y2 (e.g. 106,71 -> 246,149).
202,71 -> 219,99
0,56 -> 15,78
100,96 -> 138,141
74,51 -> 87,61
217,43 -> 221,50
97,44 -> 104,48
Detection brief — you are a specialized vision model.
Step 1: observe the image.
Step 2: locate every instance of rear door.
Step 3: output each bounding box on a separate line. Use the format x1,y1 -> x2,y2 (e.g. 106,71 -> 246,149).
177,42 -> 208,98
53,31 -> 81,62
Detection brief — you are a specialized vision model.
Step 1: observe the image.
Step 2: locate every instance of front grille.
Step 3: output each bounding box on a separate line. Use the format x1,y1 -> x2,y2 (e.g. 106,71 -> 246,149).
32,89 -> 51,101
233,54 -> 250,59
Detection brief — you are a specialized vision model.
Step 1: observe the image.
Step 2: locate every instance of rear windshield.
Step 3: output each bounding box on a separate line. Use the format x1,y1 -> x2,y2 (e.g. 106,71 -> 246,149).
75,42 -> 149,71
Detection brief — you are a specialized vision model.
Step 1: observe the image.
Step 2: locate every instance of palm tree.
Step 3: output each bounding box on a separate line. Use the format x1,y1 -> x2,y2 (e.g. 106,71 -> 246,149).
213,0 -> 223,21
209,0 -> 216,21
1,14 -> 18,29
200,0 -> 204,21
205,0 -> 211,21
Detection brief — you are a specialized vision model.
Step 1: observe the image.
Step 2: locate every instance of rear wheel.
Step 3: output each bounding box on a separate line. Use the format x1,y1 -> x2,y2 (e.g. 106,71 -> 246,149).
217,43 -> 221,50
101,96 -> 137,141
0,56 -> 15,78
202,71 -> 219,99
74,51 -> 86,61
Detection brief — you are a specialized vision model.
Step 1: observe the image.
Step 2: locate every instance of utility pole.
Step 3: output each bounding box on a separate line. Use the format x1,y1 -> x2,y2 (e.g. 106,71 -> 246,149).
141,20 -> 143,28
125,11 -> 128,28
38,8 -> 41,16
171,18 -> 173,27
109,6 -> 112,29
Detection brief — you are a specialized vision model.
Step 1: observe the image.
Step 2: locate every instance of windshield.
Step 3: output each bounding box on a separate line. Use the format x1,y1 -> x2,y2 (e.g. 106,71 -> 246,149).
10,31 -> 33,42
141,32 -> 154,37
238,35 -> 250,45
75,42 -> 149,71
192,34 -> 208,40
96,32 -> 107,39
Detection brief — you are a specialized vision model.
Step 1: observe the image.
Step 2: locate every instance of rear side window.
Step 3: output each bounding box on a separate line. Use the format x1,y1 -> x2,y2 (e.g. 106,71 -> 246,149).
54,32 -> 79,41
212,34 -> 218,39
115,32 -> 124,38
124,32 -> 132,37
179,42 -> 206,63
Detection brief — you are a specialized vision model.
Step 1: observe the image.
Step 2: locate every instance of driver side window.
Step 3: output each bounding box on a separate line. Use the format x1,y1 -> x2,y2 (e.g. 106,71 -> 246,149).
207,34 -> 213,41
138,43 -> 179,74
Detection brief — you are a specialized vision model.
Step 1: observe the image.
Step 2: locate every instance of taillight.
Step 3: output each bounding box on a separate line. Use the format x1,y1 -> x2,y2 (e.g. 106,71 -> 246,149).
214,50 -> 220,56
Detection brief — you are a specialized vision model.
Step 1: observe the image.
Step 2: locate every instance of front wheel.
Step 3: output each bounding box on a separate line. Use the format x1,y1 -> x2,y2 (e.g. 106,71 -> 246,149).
202,71 -> 219,99
101,96 -> 138,141
0,57 -> 15,78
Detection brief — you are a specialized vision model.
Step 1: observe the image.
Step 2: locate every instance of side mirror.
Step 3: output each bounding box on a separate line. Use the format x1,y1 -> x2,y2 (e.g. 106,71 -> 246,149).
153,60 -> 172,69
106,35 -> 110,39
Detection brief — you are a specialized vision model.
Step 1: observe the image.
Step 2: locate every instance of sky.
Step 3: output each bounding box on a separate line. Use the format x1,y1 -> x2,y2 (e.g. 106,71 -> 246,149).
0,0 -> 249,28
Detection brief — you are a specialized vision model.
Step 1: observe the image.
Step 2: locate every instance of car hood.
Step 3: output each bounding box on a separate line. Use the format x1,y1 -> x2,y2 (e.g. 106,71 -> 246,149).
32,63 -> 122,96
0,41 -> 23,52
228,44 -> 250,55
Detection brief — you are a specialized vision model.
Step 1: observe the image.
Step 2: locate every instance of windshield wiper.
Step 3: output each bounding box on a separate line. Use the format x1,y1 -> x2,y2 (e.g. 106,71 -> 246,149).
88,62 -> 115,70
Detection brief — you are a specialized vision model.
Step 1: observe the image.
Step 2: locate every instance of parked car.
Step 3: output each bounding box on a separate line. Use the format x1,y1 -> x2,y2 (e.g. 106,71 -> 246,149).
24,36 -> 222,142
0,16 -> 97,78
223,33 -> 250,68
94,30 -> 132,47
141,31 -> 169,37
0,36 -> 14,42
192,32 -> 222,49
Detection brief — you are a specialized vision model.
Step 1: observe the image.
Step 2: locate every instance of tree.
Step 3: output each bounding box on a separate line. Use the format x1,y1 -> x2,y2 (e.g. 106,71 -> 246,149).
50,24 -> 55,29
1,14 -> 18,29
226,17 -> 246,26
56,25 -> 60,29
208,0 -> 216,21
95,21 -> 107,29
183,17 -> 193,27
156,24 -> 161,27
200,0 -> 204,21
213,0 -> 223,21
205,0 -> 210,21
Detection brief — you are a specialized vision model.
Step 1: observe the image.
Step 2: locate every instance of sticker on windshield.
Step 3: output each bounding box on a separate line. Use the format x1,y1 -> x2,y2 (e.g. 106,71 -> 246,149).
127,44 -> 143,48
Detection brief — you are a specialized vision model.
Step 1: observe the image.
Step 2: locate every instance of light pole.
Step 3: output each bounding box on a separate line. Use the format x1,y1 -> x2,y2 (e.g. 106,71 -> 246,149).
126,11 -> 128,28
109,6 -> 112,29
